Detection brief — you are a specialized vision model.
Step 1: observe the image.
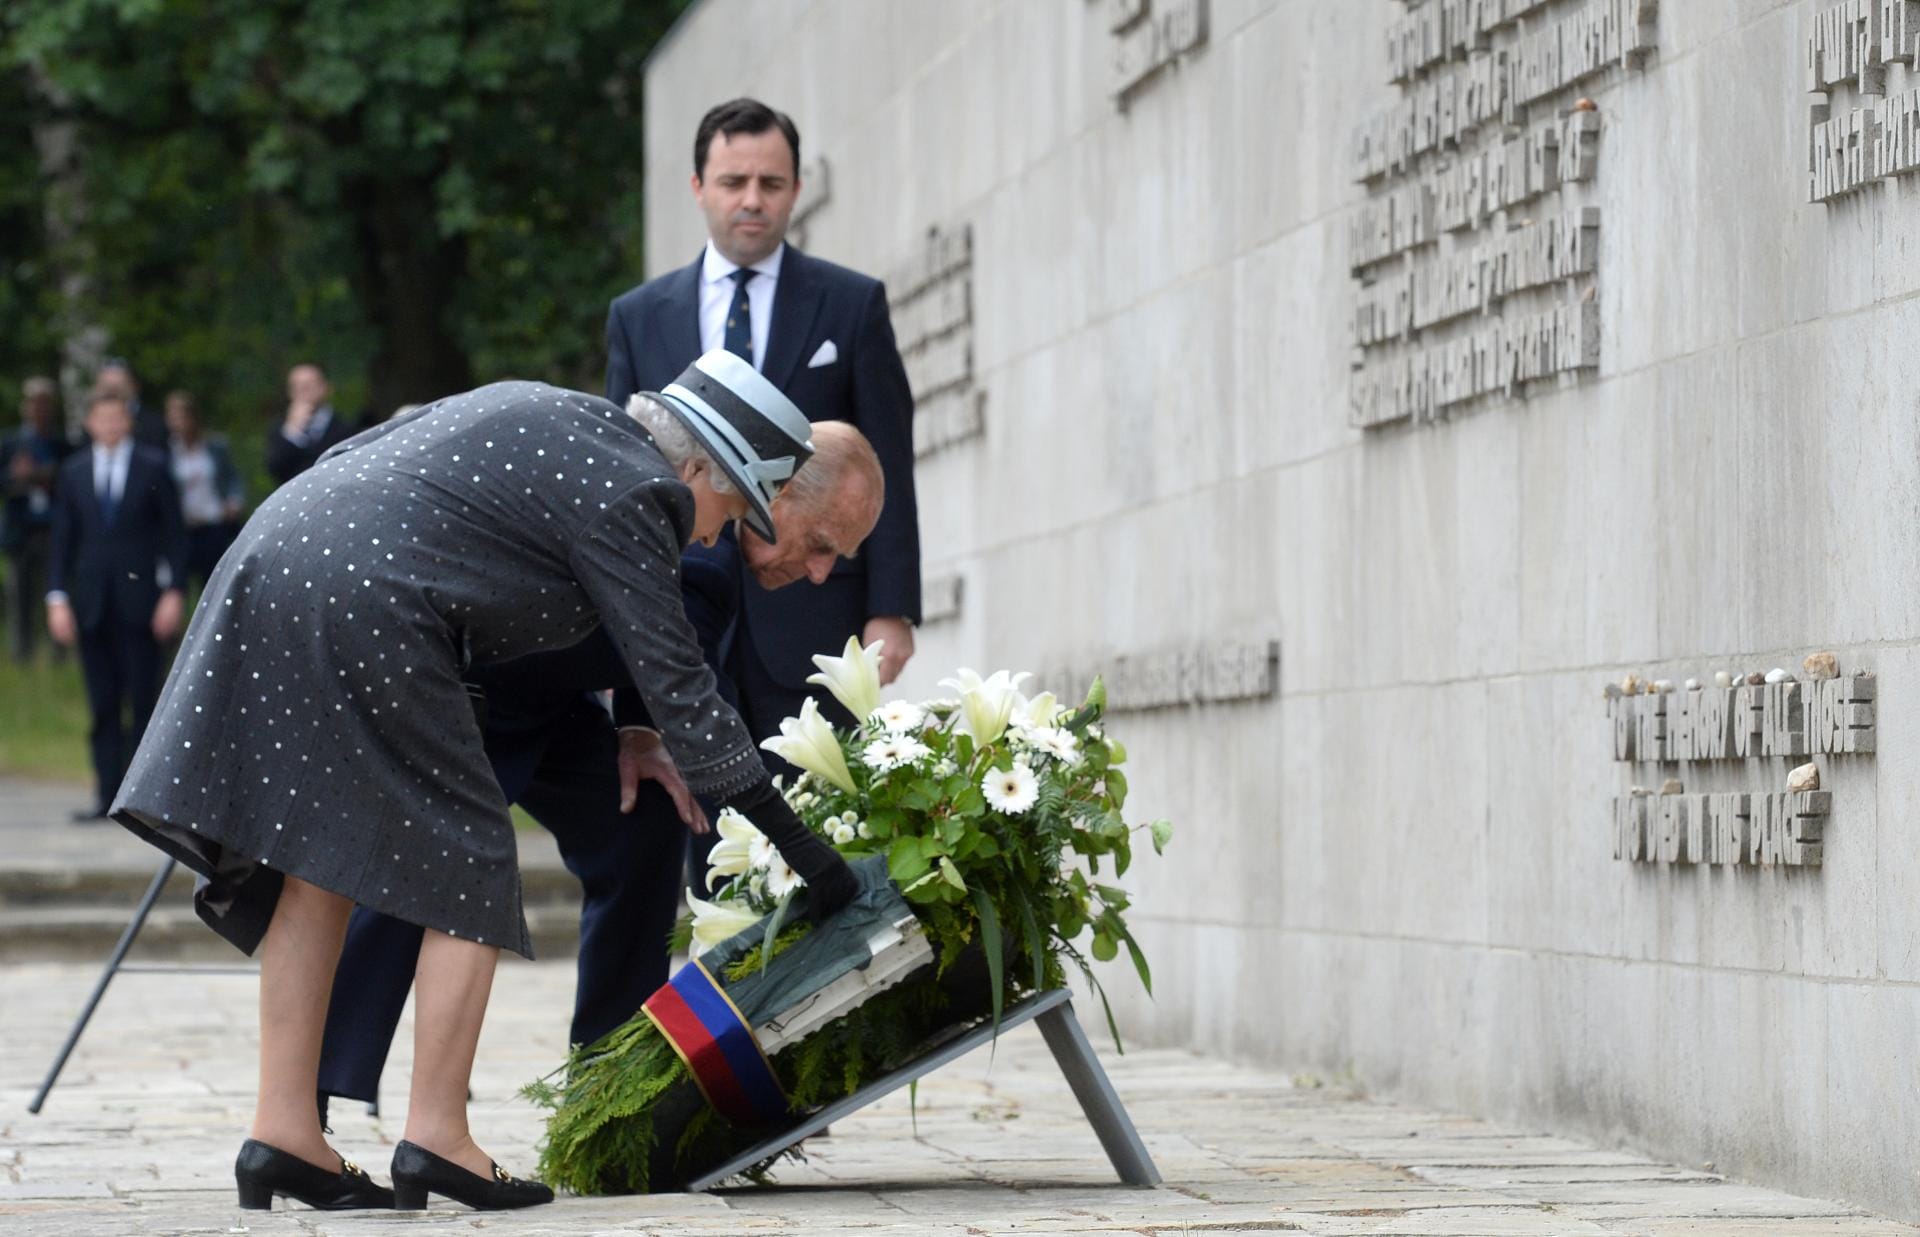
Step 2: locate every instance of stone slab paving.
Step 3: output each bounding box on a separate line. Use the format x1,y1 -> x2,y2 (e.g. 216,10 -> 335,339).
0,959 -> 1910,1236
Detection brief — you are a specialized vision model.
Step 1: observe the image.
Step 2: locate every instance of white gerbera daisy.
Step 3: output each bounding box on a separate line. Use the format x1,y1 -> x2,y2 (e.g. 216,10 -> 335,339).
871,699 -> 927,732
981,761 -> 1040,814
765,855 -> 806,899
1028,726 -> 1080,765
748,829 -> 778,872
862,735 -> 931,771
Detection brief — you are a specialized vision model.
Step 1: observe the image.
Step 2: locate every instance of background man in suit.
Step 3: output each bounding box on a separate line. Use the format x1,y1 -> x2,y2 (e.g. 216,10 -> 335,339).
1,377 -> 76,662
46,393 -> 188,819
266,362 -> 352,485
315,425 -> 884,1111
92,360 -> 168,449
605,98 -> 921,747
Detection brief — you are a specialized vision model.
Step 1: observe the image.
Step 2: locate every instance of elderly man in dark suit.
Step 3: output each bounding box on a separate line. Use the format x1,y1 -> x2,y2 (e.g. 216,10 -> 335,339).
46,392 -> 188,819
605,98 -> 921,750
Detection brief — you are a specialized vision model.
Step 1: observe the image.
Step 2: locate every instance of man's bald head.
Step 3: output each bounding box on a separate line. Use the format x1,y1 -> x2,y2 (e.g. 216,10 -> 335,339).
740,421 -> 884,589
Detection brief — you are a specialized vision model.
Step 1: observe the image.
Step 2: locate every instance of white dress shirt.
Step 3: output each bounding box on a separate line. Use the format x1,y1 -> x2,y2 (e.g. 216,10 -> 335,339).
171,441 -> 223,526
93,440 -> 133,511
698,241 -> 784,371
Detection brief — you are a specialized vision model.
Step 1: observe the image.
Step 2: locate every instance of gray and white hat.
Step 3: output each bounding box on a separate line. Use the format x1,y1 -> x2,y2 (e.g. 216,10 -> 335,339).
648,349 -> 814,543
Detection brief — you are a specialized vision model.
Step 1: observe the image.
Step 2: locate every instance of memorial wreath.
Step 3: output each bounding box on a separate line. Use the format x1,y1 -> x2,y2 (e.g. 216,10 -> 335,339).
524,639 -> 1173,1193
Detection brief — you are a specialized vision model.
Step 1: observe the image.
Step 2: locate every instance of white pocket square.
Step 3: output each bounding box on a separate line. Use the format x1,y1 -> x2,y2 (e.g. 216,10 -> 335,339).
807,339 -> 838,368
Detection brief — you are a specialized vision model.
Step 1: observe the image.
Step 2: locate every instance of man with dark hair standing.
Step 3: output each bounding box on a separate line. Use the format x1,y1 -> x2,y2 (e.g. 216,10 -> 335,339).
93,360 -> 168,448
266,362 -> 352,486
46,393 -> 188,820
1,377 -> 76,662
605,98 -> 921,756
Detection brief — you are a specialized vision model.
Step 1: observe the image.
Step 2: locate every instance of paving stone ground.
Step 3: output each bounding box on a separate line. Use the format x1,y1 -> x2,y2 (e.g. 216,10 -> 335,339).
1,958 -> 1910,1236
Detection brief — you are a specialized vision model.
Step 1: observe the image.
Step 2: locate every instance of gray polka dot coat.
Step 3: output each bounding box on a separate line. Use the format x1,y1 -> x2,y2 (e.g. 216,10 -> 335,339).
112,381 -> 765,958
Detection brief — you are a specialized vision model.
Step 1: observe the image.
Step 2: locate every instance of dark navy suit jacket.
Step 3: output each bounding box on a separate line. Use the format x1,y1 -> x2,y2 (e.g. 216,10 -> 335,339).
48,444 -> 188,632
475,538 -> 741,790
604,245 -> 921,690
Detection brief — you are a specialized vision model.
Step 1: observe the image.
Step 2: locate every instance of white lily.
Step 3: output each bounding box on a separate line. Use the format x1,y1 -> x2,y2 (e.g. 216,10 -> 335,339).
686,892 -> 760,956
760,697 -> 857,793
940,668 -> 1032,747
747,829 -> 778,872
704,808 -> 762,890
1015,690 -> 1062,729
806,635 -> 884,723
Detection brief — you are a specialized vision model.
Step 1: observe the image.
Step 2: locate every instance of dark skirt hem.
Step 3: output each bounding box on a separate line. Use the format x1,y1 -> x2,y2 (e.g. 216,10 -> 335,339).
112,807 -> 282,955
111,806 -> 536,961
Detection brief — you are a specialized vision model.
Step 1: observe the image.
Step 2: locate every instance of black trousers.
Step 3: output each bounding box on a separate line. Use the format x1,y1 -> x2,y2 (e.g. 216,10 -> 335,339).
315,697 -> 688,1103
77,605 -> 162,810
6,532 -> 50,662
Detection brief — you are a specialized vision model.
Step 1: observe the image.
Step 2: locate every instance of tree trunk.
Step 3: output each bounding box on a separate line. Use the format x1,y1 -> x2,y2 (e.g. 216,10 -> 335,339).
350,177 -> 472,418
26,66 -> 106,434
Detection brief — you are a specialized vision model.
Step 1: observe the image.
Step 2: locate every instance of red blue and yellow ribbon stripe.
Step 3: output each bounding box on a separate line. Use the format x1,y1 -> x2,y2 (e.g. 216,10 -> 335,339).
642,960 -> 788,1124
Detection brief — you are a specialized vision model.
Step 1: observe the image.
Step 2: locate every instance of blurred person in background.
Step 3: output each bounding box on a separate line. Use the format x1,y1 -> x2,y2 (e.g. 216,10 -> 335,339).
1,377 -> 78,662
46,392 -> 188,820
266,362 -> 352,485
93,359 -> 168,449
165,390 -> 246,593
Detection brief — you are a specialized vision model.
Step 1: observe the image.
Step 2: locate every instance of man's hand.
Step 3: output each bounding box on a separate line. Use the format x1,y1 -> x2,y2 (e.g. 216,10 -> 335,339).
863,616 -> 915,686
282,401 -> 315,439
151,589 -> 184,641
619,728 -> 709,833
46,598 -> 76,647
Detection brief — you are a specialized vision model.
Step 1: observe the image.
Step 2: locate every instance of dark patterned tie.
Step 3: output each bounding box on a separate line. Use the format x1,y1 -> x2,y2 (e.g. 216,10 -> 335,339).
724,268 -> 755,364
96,460 -> 117,525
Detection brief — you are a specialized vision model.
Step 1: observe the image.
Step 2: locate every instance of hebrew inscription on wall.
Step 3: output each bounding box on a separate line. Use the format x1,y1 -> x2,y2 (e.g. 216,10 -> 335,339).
1045,639 -> 1278,715
1105,0 -> 1208,104
1604,664 -> 1876,869
1348,0 -> 1657,429
922,571 -> 964,625
888,223 -> 984,459
1805,1 -> 1920,202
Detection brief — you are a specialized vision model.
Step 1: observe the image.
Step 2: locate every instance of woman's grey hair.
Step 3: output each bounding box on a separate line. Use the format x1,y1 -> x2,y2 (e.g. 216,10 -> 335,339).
625,393 -> 734,493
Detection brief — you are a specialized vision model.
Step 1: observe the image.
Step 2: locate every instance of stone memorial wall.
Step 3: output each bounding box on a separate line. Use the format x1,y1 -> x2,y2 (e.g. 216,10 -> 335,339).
645,0 -> 1920,1220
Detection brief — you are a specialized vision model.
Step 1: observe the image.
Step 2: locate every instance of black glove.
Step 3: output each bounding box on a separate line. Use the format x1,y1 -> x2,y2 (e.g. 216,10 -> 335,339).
724,780 -> 859,919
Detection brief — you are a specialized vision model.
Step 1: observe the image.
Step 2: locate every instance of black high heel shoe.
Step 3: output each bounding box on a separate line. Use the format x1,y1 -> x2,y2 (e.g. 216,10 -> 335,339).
389,1140 -> 554,1210
234,1139 -> 396,1210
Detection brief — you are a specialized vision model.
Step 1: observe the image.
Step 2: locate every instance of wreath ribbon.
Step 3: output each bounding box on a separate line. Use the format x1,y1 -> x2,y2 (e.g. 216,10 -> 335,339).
642,959 -> 787,1124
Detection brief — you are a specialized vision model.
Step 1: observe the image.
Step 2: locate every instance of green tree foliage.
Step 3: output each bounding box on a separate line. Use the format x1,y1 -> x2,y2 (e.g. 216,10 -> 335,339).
0,0 -> 687,438
0,64 -> 62,400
